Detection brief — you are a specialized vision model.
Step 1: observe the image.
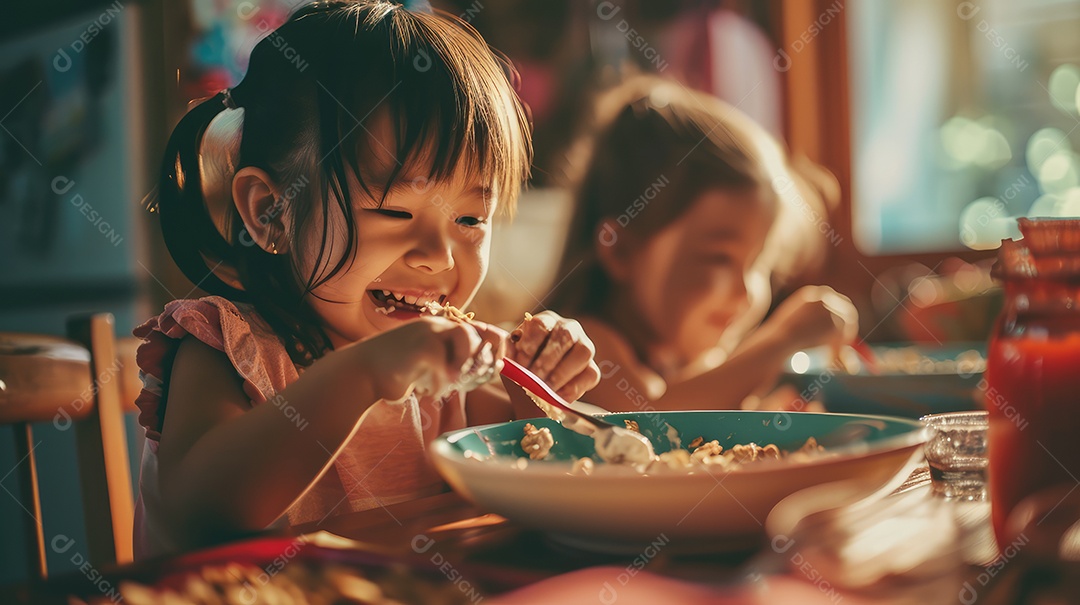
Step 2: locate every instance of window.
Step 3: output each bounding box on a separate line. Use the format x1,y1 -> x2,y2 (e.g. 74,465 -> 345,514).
849,0 -> 1080,254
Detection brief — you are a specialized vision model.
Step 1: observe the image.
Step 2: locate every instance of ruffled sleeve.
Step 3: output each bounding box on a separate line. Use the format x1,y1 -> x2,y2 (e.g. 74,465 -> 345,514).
131,296 -> 298,444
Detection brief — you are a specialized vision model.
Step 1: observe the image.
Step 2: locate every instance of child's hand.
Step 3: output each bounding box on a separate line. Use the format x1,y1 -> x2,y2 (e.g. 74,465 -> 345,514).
508,311 -> 601,402
365,316 -> 507,401
764,285 -> 859,359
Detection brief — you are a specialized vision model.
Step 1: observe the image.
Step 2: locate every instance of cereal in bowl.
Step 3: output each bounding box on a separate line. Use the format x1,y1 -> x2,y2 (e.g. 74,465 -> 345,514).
520,423 -> 554,460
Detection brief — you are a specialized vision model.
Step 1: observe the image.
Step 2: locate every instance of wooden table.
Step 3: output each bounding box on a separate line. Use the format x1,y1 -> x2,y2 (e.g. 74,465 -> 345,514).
8,467 -> 1078,604
291,466 -> 1078,604
282,467 -> 977,602
294,489 -> 759,592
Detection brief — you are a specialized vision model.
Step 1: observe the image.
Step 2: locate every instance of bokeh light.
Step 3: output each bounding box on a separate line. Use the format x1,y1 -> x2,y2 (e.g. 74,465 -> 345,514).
959,197 -> 1020,249
1038,152 -> 1080,194
1049,64 -> 1080,115
1026,128 -> 1072,175
940,116 -> 1011,169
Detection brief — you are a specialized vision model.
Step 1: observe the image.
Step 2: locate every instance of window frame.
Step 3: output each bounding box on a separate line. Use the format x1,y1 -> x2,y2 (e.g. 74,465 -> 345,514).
773,0 -> 994,340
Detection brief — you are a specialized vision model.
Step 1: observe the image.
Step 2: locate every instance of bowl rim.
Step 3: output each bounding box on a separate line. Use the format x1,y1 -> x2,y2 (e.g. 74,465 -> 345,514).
920,409 -> 988,421
783,342 -> 987,378
430,410 -> 928,480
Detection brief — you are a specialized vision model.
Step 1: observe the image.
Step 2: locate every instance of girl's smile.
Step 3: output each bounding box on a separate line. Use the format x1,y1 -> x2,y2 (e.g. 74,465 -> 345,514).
368,289 -> 448,315
302,161 -> 496,349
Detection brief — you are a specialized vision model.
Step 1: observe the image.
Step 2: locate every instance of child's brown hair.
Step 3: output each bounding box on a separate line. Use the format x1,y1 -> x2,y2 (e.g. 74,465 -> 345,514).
549,76 -> 835,317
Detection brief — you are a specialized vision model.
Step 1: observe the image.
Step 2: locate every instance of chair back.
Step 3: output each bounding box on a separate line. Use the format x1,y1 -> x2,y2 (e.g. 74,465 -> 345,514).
0,313 -> 138,579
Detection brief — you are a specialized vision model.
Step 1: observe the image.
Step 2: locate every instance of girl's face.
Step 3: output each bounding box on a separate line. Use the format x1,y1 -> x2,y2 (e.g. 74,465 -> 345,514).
299,164 -> 495,349
615,187 -> 776,367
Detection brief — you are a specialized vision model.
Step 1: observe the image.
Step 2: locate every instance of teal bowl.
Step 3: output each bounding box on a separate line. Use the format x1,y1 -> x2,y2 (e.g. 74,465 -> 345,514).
430,411 -> 926,552
779,344 -> 985,418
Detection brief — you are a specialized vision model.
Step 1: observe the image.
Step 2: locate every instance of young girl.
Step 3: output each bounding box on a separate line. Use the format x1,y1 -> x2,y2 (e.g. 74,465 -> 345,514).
133,1 -> 599,557
549,76 -> 857,412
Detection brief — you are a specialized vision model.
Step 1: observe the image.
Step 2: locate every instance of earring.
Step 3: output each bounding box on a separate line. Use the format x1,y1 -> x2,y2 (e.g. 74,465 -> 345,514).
270,242 -> 278,255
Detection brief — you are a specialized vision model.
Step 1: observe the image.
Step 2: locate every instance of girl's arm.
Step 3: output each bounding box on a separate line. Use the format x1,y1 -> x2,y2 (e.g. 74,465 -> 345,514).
156,317 -> 501,547
583,286 -> 857,412
649,320 -> 796,410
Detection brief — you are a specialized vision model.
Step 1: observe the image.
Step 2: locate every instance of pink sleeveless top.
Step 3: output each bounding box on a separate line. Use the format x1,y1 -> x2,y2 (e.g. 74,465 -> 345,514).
131,296 -> 467,558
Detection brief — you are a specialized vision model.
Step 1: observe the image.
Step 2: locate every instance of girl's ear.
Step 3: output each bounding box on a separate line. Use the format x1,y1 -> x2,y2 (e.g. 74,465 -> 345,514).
594,217 -> 634,283
233,167 -> 290,254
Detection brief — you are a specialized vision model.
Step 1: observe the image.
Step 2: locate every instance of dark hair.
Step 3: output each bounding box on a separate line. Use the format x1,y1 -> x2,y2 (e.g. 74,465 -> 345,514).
154,1 -> 532,366
548,76 -> 830,317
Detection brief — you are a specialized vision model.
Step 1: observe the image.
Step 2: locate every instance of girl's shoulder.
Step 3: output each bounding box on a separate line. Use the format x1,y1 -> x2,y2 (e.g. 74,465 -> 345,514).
132,296 -> 299,442
135,296 -> 250,345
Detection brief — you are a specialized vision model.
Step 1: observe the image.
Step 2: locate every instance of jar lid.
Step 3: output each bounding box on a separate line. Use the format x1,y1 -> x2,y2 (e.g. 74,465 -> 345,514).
994,218 -> 1080,281
1017,217 -> 1080,252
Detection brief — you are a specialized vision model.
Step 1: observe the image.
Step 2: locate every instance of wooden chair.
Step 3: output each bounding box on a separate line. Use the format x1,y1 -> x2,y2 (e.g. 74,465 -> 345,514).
0,313 -> 141,579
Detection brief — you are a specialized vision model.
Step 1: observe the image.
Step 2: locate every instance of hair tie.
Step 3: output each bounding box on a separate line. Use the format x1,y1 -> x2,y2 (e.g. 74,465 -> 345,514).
222,88 -> 238,110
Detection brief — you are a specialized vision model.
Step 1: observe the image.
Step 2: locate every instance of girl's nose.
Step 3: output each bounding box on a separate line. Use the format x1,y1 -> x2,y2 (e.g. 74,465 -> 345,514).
405,231 -> 455,274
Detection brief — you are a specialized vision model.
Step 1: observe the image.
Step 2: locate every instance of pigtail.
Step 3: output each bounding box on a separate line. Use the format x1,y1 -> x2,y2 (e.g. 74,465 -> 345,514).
146,2 -> 532,367
155,92 -> 248,301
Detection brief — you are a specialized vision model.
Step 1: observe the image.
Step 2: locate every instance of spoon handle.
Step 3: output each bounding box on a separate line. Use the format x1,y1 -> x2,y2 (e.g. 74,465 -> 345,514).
500,358 -> 609,431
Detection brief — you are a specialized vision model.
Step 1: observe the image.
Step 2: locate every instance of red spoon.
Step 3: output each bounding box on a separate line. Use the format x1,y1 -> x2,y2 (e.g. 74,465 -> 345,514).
849,341 -> 881,375
500,358 -> 655,464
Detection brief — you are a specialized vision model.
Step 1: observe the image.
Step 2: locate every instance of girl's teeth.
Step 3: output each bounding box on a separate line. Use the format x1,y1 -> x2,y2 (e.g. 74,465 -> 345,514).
372,289 -> 443,309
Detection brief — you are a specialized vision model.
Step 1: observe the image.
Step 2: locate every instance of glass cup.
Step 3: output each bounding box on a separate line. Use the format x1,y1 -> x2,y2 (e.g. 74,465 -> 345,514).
922,411 -> 988,501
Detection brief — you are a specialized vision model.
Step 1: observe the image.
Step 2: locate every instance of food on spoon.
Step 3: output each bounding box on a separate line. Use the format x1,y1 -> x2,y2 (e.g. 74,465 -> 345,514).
591,423 -> 656,464
419,301 -> 494,393
422,300 -> 475,323
520,423 -> 554,460
497,335 -> 658,468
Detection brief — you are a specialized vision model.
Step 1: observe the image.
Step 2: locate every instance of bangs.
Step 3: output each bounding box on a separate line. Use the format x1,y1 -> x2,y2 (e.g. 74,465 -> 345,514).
320,3 -> 531,215
167,1 -> 534,364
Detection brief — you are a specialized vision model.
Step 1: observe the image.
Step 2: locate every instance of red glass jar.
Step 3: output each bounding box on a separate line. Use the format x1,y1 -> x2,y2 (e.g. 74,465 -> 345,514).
986,218 -> 1080,547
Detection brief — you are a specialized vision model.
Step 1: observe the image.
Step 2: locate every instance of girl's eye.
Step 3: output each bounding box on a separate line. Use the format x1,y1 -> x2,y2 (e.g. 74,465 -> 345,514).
372,209 -> 412,219
455,216 -> 487,227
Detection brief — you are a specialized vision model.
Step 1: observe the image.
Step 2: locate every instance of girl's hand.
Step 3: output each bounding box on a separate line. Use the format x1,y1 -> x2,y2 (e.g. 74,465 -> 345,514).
364,316 -> 508,401
763,285 -> 859,358
508,310 -> 601,402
